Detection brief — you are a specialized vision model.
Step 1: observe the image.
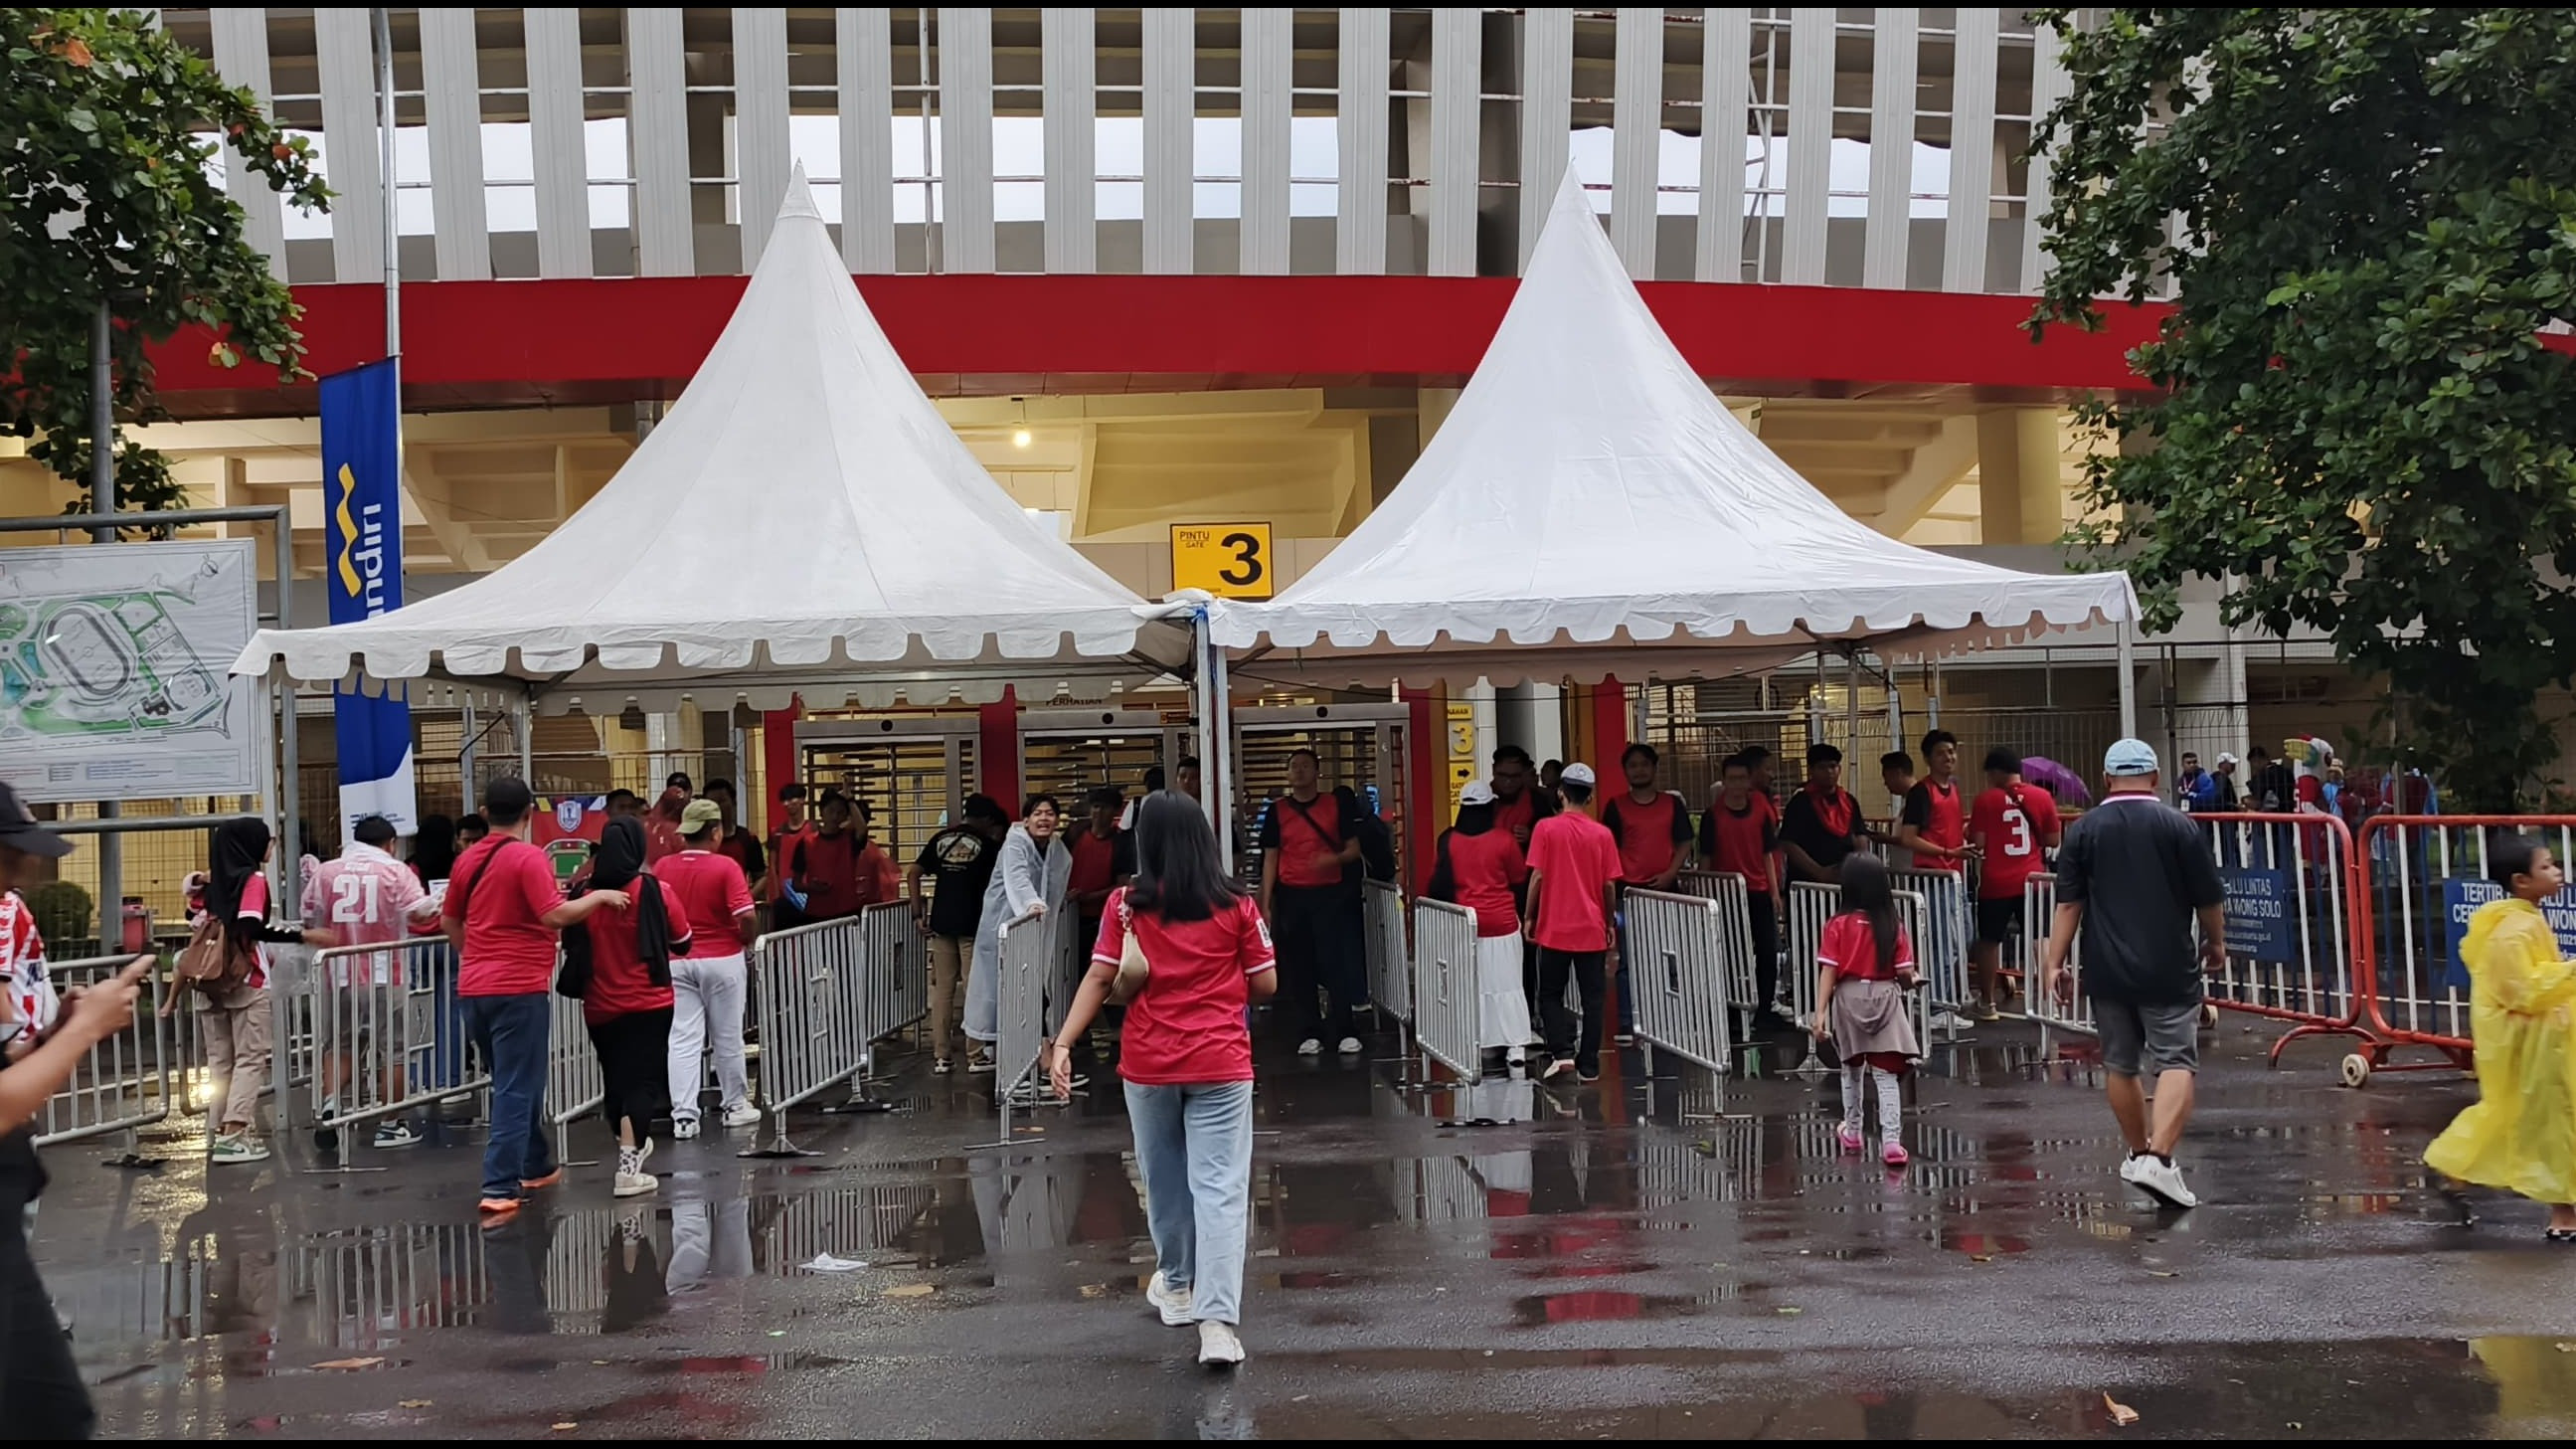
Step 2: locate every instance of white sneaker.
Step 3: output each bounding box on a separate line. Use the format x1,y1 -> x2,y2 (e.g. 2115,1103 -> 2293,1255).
613,1170 -> 659,1198
371,1119 -> 421,1151
1928,1009 -> 1975,1032
1296,1038 -> 1323,1056
673,1116 -> 701,1140
1196,1320 -> 1246,1368
1146,1269 -> 1194,1327
1506,1047 -> 1527,1067
2121,1152 -> 2198,1209
1336,1036 -> 1363,1055
722,1103 -> 762,1130
1770,1002 -> 1803,1026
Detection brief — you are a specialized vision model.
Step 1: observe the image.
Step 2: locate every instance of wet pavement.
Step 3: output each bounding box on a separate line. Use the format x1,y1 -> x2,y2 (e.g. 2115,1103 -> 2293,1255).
37,1015 -> 2576,1439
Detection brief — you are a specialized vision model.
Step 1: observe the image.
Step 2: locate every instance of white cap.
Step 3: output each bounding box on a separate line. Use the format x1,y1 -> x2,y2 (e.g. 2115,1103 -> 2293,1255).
1560,763 -> 1598,789
1459,780 -> 1496,808
2215,752 -> 2241,767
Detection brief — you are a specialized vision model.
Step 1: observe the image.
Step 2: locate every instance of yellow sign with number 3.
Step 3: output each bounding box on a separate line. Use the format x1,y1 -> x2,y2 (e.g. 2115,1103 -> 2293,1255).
1169,523 -> 1277,600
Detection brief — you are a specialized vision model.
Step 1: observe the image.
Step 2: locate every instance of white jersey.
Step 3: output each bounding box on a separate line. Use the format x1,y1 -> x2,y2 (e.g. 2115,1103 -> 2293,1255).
302,842 -> 435,985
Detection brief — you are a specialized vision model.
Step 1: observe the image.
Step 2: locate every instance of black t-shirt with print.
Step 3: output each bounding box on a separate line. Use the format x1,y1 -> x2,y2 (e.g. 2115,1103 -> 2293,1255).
915,826 -> 1000,937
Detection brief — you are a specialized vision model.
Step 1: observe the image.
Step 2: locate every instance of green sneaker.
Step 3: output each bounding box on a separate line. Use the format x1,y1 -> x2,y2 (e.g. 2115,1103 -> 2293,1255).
209,1133 -> 271,1166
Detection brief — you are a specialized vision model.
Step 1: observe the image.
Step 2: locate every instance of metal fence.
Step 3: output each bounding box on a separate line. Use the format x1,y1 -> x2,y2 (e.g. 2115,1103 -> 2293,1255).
33,954 -> 174,1155
2344,815 -> 2576,1086
741,914 -> 872,1156
1408,898 -> 1481,1086
547,990 -> 606,1129
989,908 -> 1051,1132
2017,873 -> 2096,1035
1887,867 -> 1974,1024
1675,870 -> 1769,1036
1783,881 -> 1933,1071
1621,889 -> 1734,1076
288,937 -> 489,1167
1363,878 -> 1410,1034
2187,812 -> 2369,1066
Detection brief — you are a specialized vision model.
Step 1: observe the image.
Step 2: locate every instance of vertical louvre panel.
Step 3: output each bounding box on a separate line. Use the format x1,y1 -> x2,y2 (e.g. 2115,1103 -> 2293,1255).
1862,8 -> 1918,289
525,8 -> 593,278
1141,8 -> 1193,274
1041,8 -> 1098,273
1517,7 -> 1572,271
1781,8 -> 1833,285
1335,7 -> 1390,274
733,8 -> 791,268
1695,8 -> 1750,282
629,6 -> 694,277
2018,26 -> 2072,293
837,8 -> 895,272
937,8 -> 996,272
1238,8 -> 1291,274
1941,7 -> 1998,293
208,9 -> 286,279
1426,8 -> 1479,277
1610,9 -> 1661,279
315,7 -> 385,283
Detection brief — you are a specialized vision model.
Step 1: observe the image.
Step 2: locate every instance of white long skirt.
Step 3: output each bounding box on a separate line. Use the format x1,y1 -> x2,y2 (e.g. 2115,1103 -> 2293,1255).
1476,930 -> 1537,1050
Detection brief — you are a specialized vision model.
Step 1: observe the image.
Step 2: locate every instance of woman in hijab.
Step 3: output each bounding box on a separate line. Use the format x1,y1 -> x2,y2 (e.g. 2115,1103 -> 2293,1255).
963,796 -> 1071,1077
198,818 -> 340,1166
571,816 -> 687,1198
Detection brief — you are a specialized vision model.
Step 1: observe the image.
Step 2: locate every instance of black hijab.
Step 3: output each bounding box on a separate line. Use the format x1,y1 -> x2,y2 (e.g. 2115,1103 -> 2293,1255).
209,818 -> 272,955
587,816 -> 675,986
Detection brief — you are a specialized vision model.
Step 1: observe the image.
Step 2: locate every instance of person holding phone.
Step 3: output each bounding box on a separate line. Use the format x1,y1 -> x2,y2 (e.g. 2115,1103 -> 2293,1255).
0,782 -> 153,1437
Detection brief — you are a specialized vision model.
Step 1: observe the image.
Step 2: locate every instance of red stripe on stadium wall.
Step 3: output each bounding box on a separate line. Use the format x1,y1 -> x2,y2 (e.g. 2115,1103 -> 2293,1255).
145,273 -> 2177,414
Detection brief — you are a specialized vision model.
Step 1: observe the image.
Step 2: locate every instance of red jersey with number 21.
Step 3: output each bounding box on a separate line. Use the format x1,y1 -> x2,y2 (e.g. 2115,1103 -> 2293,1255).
1971,785 -> 2062,901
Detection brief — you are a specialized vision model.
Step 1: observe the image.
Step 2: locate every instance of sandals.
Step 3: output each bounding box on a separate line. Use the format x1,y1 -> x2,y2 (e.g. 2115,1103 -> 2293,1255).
2545,1227 -> 2576,1244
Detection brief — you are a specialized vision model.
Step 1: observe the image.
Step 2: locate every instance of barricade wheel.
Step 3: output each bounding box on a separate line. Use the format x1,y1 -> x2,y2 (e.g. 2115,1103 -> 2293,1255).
2340,1053 -> 2371,1089
2199,1003 -> 2218,1030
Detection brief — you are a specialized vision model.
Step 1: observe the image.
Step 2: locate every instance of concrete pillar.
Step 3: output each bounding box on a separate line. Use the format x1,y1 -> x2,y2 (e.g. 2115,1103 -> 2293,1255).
1494,681 -> 1566,771
1975,408 -> 2064,545
1418,387 -> 1461,448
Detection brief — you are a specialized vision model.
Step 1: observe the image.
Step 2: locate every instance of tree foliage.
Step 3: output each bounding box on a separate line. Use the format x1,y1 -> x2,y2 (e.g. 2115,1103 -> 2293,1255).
0,7 -> 326,513
2031,7 -> 2576,810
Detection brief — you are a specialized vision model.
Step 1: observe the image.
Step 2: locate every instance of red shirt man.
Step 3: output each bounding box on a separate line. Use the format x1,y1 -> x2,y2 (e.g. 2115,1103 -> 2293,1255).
1599,745 -> 1690,891
445,832 -> 566,997
660,845 -> 757,958
1897,731 -> 1973,875
1524,765 -> 1625,1080
1968,746 -> 2066,1017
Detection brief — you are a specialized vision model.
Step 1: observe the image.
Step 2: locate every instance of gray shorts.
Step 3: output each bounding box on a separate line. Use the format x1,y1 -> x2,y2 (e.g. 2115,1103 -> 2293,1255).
2095,997 -> 2199,1077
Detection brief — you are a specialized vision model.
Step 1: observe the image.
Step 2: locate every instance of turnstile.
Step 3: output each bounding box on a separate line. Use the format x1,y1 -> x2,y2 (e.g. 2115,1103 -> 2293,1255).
1232,704 -> 1411,885
792,716 -> 978,863
1016,709 -> 1189,810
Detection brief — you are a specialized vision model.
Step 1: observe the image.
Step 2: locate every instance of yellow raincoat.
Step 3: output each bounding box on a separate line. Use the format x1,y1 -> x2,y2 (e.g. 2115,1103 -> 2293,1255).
2425,897 -> 2576,1203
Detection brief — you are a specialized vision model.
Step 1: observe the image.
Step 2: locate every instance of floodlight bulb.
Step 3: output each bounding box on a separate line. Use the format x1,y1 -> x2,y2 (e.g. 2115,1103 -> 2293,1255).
1011,428 -> 1032,449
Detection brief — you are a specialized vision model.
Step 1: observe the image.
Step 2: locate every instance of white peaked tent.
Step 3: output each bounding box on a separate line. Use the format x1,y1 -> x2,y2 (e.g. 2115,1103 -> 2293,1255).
234,169 -> 1193,712
1206,172 -> 2138,688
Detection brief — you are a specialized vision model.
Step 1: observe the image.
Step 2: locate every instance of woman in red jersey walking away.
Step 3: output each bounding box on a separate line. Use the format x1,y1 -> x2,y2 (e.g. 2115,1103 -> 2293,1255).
1812,852 -> 1923,1168
1047,792 -> 1276,1369
567,816 -> 690,1198
1427,781 -> 1536,1067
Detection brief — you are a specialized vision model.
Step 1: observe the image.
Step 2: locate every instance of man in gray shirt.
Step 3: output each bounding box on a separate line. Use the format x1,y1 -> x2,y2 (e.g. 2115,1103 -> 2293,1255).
2041,739 -> 2226,1210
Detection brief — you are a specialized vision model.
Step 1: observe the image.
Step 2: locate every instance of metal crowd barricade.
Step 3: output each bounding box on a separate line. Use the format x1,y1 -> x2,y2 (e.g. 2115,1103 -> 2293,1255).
2188,811 -> 2372,1066
1041,904 -> 1087,1040
1676,870 -> 1768,1034
1888,868 -> 1975,1029
741,914 -> 872,1157
860,901 -> 930,1043
2344,815 -> 2576,1087
298,936 -> 494,1169
1408,898 -> 1480,1085
2018,873 -> 2096,1035
1363,878 -> 1410,1037
547,988 -> 605,1129
1622,888 -> 1734,1076
984,908 -> 1051,1145
35,953 -> 173,1162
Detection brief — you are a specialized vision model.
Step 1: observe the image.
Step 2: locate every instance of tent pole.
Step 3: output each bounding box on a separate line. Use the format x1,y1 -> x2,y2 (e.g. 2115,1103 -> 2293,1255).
1211,636 -> 1234,875
519,685 -> 535,781
2117,621 -> 2139,741
1845,649 -> 1862,763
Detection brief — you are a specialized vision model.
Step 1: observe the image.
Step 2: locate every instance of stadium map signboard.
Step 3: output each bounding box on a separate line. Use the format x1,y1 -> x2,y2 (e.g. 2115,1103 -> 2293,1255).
0,540 -> 262,804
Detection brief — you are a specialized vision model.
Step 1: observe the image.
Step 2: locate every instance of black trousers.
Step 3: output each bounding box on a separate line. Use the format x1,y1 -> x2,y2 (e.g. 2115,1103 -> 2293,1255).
1273,884 -> 1362,1042
589,1006 -> 674,1141
0,1235 -> 90,1438
1536,947 -> 1608,1073
1748,893 -> 1783,1018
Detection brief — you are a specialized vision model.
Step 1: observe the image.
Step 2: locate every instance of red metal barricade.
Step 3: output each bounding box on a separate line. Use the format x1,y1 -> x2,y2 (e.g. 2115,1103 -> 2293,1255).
2185,812 -> 2374,1066
2343,815 -> 2576,1087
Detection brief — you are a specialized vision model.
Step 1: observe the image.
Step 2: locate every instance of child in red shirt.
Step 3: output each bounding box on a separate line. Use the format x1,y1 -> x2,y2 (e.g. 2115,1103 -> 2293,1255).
1811,853 -> 1921,1168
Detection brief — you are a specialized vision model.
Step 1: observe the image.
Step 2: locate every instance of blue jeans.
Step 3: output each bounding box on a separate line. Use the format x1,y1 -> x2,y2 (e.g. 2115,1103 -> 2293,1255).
463,993 -> 554,1201
1124,1079 -> 1254,1325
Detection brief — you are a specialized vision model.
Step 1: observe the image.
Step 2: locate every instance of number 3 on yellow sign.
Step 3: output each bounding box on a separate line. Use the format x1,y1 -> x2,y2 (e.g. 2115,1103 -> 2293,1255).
1170,523 -> 1276,600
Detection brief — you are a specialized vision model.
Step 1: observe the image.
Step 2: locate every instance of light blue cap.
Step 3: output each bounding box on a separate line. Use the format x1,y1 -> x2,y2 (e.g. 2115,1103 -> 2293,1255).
2104,738 -> 2159,777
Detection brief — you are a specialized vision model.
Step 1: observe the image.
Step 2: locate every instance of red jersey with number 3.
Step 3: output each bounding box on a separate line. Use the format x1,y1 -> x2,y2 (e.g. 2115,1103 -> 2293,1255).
1971,785 -> 2061,901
